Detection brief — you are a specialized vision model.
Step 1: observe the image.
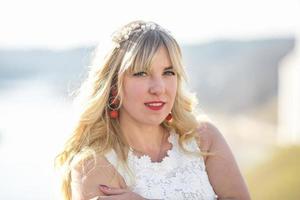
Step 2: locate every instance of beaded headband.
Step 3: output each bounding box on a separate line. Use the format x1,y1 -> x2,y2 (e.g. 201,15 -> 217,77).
111,22 -> 167,49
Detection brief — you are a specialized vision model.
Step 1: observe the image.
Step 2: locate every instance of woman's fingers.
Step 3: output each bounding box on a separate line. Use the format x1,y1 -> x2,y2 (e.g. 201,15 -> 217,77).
95,195 -> 122,199
97,185 -> 144,200
98,185 -> 126,195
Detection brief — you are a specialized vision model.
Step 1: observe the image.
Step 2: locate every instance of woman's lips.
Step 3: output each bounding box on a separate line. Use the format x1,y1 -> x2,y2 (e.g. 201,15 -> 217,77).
144,101 -> 165,111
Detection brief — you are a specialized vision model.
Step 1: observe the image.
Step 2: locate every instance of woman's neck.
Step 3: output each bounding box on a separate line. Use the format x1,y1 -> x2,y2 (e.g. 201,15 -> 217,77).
120,122 -> 166,152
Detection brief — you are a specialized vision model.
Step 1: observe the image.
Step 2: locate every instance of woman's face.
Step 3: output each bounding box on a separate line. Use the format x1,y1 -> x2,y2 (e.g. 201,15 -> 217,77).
119,45 -> 177,127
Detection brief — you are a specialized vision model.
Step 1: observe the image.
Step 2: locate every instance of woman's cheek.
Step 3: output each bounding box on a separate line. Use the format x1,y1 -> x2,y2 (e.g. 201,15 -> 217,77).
129,83 -> 146,99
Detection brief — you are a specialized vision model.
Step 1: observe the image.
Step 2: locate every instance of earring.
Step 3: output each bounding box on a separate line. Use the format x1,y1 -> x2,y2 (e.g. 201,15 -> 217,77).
109,110 -> 118,118
108,87 -> 119,119
165,113 -> 172,121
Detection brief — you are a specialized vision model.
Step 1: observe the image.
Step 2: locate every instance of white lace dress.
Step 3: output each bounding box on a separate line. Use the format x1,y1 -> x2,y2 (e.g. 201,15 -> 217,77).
104,130 -> 218,200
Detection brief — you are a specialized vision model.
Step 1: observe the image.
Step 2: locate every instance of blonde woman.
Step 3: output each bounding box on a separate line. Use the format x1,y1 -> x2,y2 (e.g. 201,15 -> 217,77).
55,20 -> 250,200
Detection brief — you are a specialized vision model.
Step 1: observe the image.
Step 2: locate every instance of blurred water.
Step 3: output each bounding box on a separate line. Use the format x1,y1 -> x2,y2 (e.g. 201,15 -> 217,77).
0,80 -> 74,200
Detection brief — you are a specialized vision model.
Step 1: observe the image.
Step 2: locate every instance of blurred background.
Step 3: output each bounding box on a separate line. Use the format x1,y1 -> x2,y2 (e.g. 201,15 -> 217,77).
0,0 -> 299,199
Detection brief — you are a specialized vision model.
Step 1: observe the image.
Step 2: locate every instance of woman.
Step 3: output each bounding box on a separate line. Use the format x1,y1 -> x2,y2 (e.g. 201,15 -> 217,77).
55,20 -> 251,200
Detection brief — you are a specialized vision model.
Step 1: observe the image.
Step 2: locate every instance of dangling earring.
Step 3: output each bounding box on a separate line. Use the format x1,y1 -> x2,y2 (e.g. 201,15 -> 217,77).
108,86 -> 119,119
165,113 -> 172,121
110,109 -> 118,118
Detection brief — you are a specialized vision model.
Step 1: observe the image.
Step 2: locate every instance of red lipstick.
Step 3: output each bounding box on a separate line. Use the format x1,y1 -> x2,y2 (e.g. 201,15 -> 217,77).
144,101 -> 165,111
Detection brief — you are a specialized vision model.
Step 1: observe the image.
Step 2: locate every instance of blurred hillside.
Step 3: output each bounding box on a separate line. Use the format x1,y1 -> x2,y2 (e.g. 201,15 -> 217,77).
0,46 -> 94,93
0,38 -> 295,113
182,38 -> 294,113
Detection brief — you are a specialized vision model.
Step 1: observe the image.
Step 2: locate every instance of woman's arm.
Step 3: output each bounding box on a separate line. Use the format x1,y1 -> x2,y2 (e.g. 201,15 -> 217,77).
70,156 -> 123,200
197,122 -> 251,200
71,156 -> 146,200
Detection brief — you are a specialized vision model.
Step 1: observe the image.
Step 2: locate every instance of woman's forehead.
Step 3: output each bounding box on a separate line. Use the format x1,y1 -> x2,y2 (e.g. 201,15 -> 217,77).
150,46 -> 172,67
135,47 -> 173,70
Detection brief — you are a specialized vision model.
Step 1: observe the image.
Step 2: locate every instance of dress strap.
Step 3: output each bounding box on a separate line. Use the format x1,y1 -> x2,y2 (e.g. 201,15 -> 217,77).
104,149 -> 135,186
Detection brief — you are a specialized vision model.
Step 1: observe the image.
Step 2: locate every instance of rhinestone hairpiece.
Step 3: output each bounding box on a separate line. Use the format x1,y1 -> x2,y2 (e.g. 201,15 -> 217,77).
112,22 -> 159,48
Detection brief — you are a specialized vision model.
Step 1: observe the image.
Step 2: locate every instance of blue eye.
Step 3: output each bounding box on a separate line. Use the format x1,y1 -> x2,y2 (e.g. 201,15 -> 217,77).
164,71 -> 176,76
133,71 -> 147,77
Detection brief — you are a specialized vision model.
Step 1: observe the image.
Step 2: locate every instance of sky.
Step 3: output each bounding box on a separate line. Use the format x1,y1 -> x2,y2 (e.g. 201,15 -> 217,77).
0,0 -> 299,49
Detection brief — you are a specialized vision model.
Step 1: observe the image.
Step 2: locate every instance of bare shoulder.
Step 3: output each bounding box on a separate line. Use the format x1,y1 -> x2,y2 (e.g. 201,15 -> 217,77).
70,154 -> 126,200
196,121 -> 251,200
195,121 -> 223,154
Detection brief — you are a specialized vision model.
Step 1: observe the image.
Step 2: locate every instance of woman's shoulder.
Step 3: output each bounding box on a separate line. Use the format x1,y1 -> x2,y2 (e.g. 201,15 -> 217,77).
195,122 -> 251,199
194,121 -> 224,155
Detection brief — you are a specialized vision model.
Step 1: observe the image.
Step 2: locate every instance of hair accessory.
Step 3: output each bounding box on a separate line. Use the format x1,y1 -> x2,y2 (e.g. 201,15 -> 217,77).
115,43 -> 121,49
150,24 -> 156,30
111,22 -> 164,49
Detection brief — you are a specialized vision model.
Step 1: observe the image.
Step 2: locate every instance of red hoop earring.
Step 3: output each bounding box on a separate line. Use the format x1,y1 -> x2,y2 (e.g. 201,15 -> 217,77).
165,113 -> 172,121
108,87 -> 119,119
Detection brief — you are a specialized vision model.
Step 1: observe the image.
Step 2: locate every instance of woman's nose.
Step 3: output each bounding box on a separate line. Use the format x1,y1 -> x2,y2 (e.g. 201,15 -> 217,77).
149,77 -> 165,95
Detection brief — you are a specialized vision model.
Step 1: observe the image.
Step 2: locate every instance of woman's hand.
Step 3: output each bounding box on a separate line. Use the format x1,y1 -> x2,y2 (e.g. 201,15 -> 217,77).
91,184 -> 145,200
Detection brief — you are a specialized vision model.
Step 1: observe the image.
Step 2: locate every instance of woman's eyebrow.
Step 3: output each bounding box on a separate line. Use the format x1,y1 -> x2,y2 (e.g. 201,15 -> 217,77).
164,66 -> 173,70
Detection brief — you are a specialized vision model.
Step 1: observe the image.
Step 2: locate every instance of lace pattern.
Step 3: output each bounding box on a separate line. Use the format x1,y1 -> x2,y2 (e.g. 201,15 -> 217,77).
105,130 -> 218,200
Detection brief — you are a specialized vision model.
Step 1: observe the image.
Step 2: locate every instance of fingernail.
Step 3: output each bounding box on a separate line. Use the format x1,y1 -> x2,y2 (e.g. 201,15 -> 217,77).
99,184 -> 110,190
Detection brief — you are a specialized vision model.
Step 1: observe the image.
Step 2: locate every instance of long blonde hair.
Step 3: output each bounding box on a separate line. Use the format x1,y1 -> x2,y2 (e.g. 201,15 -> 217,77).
55,20 -> 207,200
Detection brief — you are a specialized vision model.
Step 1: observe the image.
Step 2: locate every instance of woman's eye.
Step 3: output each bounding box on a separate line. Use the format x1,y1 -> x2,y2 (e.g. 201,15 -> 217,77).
164,71 -> 176,76
133,71 -> 147,77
